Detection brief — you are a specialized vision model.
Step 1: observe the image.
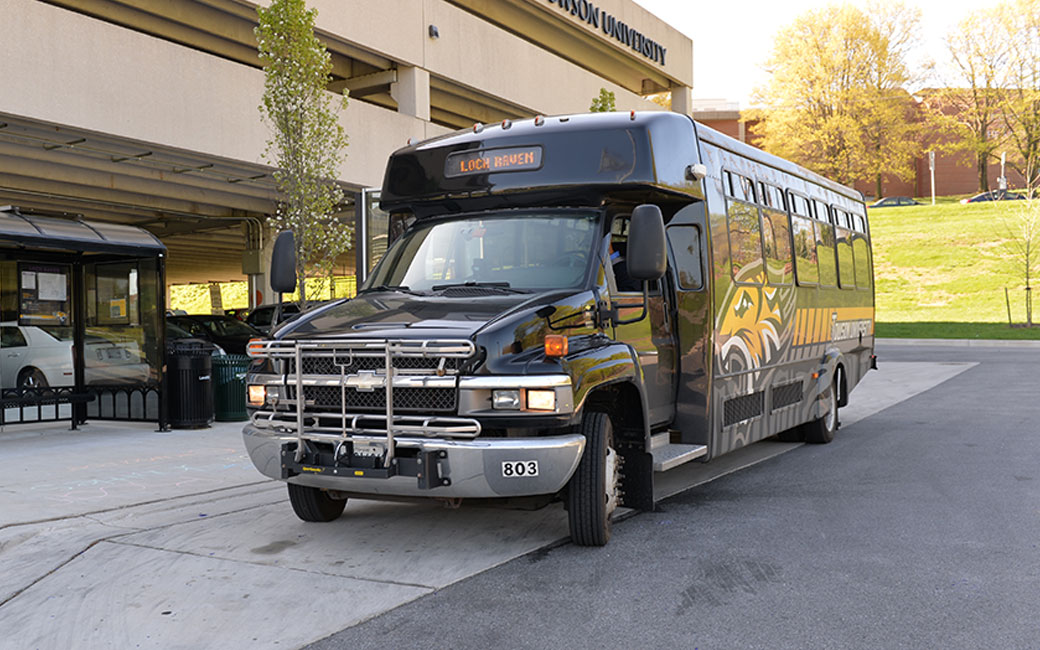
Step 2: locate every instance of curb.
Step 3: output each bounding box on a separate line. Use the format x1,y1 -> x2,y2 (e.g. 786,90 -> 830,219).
876,337 -> 1040,348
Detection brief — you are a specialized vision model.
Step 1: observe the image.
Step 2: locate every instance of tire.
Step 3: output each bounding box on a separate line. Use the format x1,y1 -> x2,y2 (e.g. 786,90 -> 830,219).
287,483 -> 347,522
566,411 -> 620,546
803,375 -> 839,444
775,427 -> 805,443
17,367 -> 49,390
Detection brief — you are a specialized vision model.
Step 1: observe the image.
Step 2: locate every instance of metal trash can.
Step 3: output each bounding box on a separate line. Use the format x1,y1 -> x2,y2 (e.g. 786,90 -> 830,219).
212,354 -> 251,421
167,340 -> 214,428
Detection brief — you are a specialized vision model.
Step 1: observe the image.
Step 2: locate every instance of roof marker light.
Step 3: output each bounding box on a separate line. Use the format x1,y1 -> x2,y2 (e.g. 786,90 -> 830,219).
501,119 -> 512,130
473,122 -> 484,133
630,110 -> 636,120
534,115 -> 545,126
406,137 -> 415,146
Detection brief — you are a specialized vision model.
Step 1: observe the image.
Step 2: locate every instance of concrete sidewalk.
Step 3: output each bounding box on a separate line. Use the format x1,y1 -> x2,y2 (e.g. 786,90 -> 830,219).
0,351 -> 977,650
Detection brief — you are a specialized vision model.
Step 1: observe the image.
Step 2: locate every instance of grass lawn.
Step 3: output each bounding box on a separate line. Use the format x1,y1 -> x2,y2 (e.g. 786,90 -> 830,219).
869,198 -> 1040,339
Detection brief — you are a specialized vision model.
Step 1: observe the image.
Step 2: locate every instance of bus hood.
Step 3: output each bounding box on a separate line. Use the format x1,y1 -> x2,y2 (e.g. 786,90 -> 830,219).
274,290 -> 572,341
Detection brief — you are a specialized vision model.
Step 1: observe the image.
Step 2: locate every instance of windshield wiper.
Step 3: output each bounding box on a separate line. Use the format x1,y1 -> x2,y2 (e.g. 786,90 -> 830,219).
430,281 -> 531,294
357,284 -> 424,296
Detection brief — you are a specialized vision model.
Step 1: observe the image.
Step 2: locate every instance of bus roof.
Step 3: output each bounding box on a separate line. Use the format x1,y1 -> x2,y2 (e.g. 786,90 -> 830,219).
692,121 -> 864,203
379,111 -> 702,214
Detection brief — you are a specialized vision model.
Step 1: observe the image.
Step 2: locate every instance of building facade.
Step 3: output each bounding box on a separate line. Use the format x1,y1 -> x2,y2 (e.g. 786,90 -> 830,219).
0,0 -> 693,305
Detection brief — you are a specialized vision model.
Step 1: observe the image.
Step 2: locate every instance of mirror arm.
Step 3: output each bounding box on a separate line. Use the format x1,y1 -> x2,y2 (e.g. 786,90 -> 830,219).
610,283 -> 650,326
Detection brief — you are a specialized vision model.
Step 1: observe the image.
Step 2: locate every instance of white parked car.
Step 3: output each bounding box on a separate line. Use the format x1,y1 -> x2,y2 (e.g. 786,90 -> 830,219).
0,322 -> 151,389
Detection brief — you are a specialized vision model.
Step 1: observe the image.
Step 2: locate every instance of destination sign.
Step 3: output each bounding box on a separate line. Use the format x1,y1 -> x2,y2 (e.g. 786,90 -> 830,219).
445,146 -> 543,178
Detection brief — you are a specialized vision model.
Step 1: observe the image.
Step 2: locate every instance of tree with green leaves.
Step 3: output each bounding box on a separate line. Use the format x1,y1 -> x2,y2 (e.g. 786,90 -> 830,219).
997,0 -> 1040,197
750,2 -> 923,194
1001,200 -> 1040,325
924,8 -> 1006,193
589,88 -> 616,112
256,0 -> 351,307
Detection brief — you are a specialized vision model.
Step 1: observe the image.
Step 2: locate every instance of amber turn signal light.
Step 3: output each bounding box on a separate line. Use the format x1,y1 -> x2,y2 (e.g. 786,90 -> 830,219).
544,334 -> 568,357
246,338 -> 264,357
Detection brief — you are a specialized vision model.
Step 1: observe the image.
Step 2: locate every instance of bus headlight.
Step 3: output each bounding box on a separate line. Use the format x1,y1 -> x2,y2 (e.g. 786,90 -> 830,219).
526,389 -> 556,411
492,389 -> 521,410
247,385 -> 267,407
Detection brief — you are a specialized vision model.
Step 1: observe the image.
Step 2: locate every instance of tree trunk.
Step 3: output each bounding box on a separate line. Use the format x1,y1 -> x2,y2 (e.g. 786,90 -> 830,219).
875,174 -> 883,200
978,152 -> 989,192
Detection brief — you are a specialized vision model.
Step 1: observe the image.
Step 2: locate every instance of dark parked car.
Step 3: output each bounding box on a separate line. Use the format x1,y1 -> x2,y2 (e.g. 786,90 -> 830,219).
166,321 -> 225,356
868,196 -> 920,208
245,302 -> 301,335
166,315 -> 262,355
960,190 -> 1025,203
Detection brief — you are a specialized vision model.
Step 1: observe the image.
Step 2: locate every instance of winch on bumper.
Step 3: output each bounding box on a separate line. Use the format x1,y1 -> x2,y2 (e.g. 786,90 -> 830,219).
243,425 -> 585,498
242,337 -> 585,499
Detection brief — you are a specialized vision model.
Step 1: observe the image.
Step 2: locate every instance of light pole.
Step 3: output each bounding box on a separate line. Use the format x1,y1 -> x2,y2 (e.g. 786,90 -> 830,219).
929,150 -> 936,205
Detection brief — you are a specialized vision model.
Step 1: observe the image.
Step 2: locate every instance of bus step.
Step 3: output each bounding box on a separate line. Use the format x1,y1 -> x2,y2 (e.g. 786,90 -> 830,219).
650,432 -> 707,472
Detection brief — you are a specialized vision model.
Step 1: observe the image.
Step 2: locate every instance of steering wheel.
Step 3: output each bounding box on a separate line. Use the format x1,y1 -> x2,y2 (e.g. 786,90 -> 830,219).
561,251 -> 588,268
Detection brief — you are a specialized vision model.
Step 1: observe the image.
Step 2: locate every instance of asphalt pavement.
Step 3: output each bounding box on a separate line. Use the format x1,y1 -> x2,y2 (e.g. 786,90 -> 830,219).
1,342 -> 1036,649
308,343 -> 1040,649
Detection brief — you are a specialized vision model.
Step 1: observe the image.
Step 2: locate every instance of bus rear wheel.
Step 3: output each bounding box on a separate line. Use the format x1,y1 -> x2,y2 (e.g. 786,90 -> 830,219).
567,411 -> 619,546
803,375 -> 839,444
287,483 -> 347,522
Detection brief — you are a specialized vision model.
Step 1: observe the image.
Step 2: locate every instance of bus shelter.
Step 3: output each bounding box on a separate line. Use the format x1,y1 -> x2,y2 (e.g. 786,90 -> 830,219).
0,206 -> 167,429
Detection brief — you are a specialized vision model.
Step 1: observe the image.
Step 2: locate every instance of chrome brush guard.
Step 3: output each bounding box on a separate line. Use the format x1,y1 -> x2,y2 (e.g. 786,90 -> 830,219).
248,338 -> 480,463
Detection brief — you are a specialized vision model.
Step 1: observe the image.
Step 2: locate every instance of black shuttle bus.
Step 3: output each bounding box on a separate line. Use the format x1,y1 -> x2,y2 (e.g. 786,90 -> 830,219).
243,111 -> 875,546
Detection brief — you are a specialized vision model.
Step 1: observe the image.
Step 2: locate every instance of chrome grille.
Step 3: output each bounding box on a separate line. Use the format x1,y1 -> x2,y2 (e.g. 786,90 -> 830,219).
293,355 -> 462,376
290,385 -> 457,413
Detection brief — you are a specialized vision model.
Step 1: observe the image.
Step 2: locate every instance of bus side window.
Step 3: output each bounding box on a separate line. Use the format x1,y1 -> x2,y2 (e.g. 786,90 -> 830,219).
815,219 -> 837,287
762,207 -> 793,285
787,191 -> 810,218
835,213 -> 855,289
609,215 -> 660,294
791,216 -> 818,285
726,201 -> 764,283
667,225 -> 703,290
854,234 -> 872,289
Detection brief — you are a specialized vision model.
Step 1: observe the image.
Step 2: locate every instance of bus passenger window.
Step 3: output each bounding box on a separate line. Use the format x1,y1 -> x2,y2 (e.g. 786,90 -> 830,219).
835,226 -> 855,289
667,225 -> 703,290
815,220 -> 837,286
853,234 -> 872,288
791,216 -> 818,285
787,192 -> 810,218
762,208 -> 793,285
725,171 -> 755,202
726,201 -> 764,283
812,199 -> 830,223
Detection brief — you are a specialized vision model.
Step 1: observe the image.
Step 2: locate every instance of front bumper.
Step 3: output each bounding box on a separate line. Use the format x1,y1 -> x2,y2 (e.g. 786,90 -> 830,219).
243,424 -> 585,499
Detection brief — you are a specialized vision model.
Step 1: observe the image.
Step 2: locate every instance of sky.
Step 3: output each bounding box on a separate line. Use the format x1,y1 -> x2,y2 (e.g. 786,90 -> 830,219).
632,0 -> 989,108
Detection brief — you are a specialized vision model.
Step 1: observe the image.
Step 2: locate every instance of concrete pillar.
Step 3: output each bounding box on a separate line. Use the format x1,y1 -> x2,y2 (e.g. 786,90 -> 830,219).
671,85 -> 692,116
391,66 -> 431,121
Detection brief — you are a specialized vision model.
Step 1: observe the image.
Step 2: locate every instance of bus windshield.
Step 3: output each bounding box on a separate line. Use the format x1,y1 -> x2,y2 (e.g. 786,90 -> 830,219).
364,211 -> 599,293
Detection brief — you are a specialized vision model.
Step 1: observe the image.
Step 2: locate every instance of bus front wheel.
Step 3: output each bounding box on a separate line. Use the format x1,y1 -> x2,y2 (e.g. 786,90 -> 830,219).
287,483 -> 347,522
566,411 -> 619,546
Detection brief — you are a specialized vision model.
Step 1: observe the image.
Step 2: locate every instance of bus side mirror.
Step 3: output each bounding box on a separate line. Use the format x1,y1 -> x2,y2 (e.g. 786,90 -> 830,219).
270,230 -> 297,294
627,204 -> 667,281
